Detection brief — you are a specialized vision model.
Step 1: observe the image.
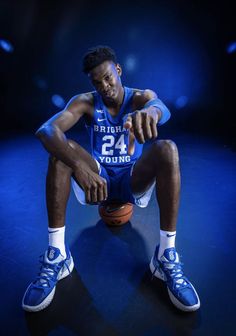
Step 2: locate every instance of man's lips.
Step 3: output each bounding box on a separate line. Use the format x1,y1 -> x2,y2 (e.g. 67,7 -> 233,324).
104,90 -> 114,97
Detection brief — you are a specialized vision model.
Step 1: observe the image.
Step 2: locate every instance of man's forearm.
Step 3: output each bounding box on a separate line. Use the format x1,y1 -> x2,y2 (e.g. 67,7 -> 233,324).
35,125 -> 81,170
144,106 -> 162,123
143,98 -> 171,125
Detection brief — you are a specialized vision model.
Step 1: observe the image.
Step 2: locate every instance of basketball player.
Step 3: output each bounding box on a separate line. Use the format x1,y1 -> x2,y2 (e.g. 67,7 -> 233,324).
22,46 -> 200,312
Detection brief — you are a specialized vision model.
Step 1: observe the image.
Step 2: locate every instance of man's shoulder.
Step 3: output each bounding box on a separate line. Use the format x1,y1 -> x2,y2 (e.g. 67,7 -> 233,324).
72,91 -> 95,105
67,91 -> 95,118
131,88 -> 157,110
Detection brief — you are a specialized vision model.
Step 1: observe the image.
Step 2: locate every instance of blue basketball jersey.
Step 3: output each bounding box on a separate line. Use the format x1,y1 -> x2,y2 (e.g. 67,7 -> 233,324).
85,86 -> 143,168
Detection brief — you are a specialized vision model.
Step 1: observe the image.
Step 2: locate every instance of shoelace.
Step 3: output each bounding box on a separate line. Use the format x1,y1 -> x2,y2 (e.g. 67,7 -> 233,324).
152,259 -> 189,290
33,255 -> 71,290
162,261 -> 189,289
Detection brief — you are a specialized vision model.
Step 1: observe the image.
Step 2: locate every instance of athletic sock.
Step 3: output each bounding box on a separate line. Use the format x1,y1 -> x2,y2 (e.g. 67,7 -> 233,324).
48,226 -> 66,258
158,229 -> 178,261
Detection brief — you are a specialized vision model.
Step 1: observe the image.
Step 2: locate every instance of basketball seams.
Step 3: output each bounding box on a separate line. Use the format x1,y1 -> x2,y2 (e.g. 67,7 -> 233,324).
100,208 -> 133,219
98,202 -> 133,225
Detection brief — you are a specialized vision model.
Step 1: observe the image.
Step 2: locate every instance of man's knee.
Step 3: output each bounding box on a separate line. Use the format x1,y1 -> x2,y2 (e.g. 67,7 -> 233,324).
152,139 -> 179,163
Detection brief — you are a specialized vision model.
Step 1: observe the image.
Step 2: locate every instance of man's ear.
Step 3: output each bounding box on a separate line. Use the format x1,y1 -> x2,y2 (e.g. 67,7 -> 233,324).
116,63 -> 122,76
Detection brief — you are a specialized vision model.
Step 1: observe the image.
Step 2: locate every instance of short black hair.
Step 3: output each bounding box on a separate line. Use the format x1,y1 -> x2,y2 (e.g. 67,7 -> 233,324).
82,45 -> 117,74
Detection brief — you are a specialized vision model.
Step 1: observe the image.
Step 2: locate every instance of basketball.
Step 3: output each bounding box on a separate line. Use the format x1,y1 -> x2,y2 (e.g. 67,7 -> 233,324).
98,201 -> 133,226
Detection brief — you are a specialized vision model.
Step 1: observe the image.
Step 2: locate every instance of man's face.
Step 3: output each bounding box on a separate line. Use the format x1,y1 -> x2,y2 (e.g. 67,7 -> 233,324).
88,61 -> 122,101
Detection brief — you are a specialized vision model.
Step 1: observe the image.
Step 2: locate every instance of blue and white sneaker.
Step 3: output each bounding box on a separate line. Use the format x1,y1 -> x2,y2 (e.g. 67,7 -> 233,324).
22,246 -> 74,312
150,245 -> 200,312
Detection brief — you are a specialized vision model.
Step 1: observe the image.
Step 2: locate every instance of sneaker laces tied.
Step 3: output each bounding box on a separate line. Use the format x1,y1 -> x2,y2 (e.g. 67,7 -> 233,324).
162,261 -> 190,290
32,255 -> 71,290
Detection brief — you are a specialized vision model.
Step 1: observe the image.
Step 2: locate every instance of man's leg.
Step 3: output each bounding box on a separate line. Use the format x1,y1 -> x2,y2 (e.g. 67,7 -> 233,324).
130,139 -> 200,312
46,139 -> 99,256
22,140 -> 98,312
131,139 -> 180,232
46,140 -> 99,228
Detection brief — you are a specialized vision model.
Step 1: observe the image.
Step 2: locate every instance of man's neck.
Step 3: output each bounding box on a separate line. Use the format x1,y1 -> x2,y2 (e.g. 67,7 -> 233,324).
103,86 -> 124,109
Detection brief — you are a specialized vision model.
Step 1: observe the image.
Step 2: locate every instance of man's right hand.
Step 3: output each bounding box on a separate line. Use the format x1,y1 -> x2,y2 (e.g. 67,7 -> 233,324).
73,164 -> 108,204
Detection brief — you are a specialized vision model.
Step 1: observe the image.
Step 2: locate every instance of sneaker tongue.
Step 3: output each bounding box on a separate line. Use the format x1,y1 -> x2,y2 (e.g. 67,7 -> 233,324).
37,246 -> 62,287
162,247 -> 179,262
45,246 -> 63,264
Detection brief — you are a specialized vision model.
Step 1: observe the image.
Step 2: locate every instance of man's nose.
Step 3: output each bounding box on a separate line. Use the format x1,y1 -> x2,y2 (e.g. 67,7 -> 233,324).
101,80 -> 110,91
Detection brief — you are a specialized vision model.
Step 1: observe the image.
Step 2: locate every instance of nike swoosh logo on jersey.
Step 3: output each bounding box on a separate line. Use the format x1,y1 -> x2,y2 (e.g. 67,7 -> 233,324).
97,118 -> 106,122
96,109 -> 104,113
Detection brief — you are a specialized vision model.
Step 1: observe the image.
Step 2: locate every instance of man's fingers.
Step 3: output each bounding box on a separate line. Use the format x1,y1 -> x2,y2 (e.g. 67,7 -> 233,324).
90,183 -> 98,203
85,187 -> 91,204
142,114 -> 152,140
150,118 -> 158,138
124,115 -> 133,129
98,178 -> 107,202
133,112 -> 145,143
128,130 -> 135,155
125,111 -> 158,153
84,177 -> 107,204
103,179 -> 108,201
124,114 -> 136,155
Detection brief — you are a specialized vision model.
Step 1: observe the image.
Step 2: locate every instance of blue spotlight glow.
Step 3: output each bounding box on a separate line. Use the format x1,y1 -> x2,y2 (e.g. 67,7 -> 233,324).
127,28 -> 139,41
124,55 -> 137,72
0,39 -> 14,53
51,94 -> 65,108
227,41 -> 236,54
175,96 -> 188,109
33,76 -> 48,90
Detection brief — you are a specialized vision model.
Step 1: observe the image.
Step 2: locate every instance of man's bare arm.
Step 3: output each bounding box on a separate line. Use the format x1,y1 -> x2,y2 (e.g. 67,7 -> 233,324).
124,89 -> 171,154
35,93 -> 93,170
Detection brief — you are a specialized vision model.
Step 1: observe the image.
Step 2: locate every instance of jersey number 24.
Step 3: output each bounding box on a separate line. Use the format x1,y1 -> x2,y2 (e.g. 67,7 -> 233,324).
101,134 -> 127,155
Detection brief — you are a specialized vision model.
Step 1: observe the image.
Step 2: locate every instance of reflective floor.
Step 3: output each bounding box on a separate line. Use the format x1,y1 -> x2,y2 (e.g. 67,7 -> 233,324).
1,130 -> 235,335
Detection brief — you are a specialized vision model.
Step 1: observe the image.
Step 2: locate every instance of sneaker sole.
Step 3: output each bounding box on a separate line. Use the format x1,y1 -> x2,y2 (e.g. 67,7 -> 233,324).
149,257 -> 200,312
22,255 -> 74,312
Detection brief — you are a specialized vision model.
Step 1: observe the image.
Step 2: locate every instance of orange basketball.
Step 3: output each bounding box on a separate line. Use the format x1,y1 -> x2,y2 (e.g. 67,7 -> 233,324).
98,201 -> 133,226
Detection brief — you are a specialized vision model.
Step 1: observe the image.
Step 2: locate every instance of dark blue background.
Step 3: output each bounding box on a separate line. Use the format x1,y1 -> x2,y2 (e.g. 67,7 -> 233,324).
0,0 -> 235,144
